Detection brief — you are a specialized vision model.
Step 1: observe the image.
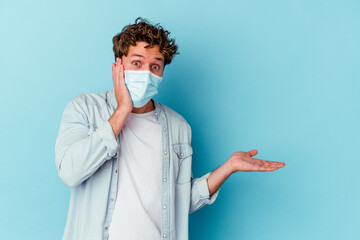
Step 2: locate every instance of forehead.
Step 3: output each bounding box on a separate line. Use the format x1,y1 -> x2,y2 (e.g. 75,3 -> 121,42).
127,41 -> 164,61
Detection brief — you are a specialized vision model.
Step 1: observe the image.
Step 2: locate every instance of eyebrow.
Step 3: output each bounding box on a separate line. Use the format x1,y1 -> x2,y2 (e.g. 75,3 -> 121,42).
130,54 -> 164,63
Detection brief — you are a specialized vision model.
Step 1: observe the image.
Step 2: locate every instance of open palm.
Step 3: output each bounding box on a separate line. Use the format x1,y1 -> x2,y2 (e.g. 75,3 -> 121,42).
229,149 -> 285,173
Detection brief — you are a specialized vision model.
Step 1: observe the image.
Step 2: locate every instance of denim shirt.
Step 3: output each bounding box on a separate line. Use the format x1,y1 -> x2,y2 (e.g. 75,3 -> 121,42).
55,88 -> 220,240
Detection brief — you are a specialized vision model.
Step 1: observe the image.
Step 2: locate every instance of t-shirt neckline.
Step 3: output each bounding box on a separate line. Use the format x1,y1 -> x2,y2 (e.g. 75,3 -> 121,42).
128,109 -> 156,118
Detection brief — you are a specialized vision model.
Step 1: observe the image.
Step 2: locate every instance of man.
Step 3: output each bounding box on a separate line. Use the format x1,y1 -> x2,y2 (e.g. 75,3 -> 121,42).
55,17 -> 286,240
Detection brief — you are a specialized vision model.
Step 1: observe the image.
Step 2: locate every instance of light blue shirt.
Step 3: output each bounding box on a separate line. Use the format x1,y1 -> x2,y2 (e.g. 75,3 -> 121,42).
55,88 -> 220,240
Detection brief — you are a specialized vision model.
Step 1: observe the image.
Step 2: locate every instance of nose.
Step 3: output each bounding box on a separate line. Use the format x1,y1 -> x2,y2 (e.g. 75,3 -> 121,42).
145,64 -> 152,71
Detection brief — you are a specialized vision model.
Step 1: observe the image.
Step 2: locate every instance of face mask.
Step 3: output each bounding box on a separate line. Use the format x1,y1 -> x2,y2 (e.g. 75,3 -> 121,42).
123,70 -> 163,108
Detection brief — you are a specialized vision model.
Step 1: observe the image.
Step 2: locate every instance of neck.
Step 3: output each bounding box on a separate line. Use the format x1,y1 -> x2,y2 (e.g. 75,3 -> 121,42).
131,99 -> 155,114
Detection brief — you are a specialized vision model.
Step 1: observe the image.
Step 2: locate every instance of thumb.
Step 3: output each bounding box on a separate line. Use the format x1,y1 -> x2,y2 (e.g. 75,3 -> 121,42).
247,149 -> 258,157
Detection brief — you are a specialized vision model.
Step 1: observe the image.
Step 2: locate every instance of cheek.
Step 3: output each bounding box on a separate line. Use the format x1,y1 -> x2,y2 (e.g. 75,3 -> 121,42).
122,62 -> 132,71
158,69 -> 164,77
151,70 -> 163,78
120,58 -> 134,70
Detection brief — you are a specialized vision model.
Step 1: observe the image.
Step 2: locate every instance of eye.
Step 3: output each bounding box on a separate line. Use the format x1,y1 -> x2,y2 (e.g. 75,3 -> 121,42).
132,61 -> 141,66
152,65 -> 160,70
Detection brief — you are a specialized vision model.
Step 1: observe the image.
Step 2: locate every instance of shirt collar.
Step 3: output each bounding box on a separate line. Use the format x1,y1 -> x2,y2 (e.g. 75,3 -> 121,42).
108,87 -> 163,122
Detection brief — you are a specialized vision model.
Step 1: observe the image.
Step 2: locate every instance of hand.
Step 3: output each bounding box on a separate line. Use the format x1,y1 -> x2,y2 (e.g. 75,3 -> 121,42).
228,149 -> 285,173
112,57 -> 133,113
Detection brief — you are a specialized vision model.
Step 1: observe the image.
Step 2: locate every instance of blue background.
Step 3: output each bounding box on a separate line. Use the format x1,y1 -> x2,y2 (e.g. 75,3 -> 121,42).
1,0 -> 359,239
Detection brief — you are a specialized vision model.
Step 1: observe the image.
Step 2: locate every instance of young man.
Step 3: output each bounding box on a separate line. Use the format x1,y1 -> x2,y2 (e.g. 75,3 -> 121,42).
55,17 -> 285,240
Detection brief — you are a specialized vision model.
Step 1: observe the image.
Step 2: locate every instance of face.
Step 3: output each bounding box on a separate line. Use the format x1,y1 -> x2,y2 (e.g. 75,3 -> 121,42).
121,41 -> 165,77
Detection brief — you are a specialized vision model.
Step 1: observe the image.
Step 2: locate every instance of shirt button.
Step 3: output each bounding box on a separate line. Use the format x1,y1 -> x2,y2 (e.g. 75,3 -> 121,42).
164,151 -> 167,155
163,127 -> 166,131
180,153 -> 184,157
163,178 -> 167,182
155,112 -> 158,116
105,226 -> 108,230
163,234 -> 167,238
163,205 -> 167,209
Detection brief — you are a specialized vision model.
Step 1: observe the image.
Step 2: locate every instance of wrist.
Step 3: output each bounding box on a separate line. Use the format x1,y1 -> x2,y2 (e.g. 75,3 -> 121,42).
225,158 -> 236,175
115,107 -> 131,116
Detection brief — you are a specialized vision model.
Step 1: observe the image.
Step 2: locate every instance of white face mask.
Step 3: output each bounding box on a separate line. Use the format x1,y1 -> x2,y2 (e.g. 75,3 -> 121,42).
123,70 -> 163,108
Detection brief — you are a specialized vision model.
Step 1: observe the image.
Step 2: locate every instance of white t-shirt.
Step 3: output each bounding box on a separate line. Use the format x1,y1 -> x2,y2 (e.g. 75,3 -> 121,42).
108,109 -> 162,240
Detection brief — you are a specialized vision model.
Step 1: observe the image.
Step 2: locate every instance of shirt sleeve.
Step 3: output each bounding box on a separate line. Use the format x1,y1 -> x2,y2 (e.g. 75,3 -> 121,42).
55,97 -> 119,188
189,171 -> 220,214
183,122 -> 220,214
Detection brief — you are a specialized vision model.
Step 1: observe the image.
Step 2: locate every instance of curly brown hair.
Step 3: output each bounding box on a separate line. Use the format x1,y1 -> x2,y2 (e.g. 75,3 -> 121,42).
112,17 -> 179,66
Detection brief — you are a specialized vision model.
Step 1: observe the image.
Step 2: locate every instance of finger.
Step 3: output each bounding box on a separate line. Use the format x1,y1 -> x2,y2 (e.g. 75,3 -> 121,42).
250,160 -> 284,170
260,160 -> 273,166
254,158 -> 285,166
260,160 -> 285,167
112,63 -> 116,78
257,165 -> 281,171
119,59 -> 125,83
116,57 -> 121,86
247,149 -> 258,157
117,58 -> 122,83
114,59 -> 119,87
112,61 -> 116,84
267,161 -> 286,167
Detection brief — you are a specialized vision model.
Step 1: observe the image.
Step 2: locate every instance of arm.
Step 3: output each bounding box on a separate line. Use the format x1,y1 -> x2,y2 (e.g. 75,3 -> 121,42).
188,162 -> 232,214
186,122 -> 228,214
189,171 -> 221,214
189,150 -> 286,213
206,160 -> 233,197
55,99 -> 129,188
189,152 -> 285,214
55,57 -> 132,188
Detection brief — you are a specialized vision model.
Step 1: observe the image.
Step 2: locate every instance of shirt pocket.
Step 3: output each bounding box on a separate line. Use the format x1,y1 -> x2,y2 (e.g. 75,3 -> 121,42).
172,143 -> 193,184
